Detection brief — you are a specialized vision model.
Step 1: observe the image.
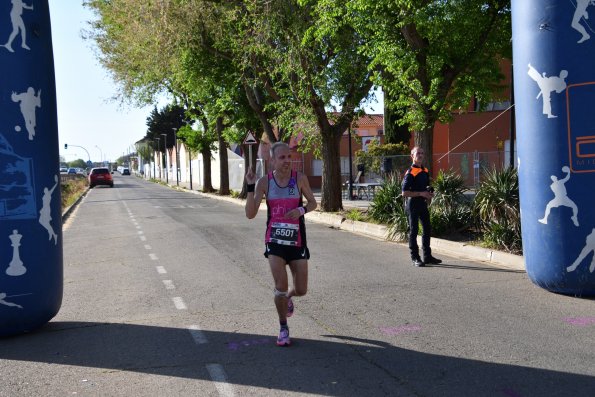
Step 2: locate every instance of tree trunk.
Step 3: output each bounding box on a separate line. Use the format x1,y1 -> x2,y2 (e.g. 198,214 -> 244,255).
217,117 -> 230,195
413,125 -> 434,173
384,90 -> 410,145
201,147 -> 214,192
320,129 -> 343,212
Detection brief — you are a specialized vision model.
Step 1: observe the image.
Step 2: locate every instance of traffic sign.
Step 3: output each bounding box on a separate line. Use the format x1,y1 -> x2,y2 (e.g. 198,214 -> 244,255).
243,132 -> 258,145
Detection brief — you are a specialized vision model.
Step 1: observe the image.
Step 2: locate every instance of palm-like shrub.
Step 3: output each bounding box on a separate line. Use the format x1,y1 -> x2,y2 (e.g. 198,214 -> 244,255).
368,173 -> 408,241
429,169 -> 473,237
473,166 -> 521,253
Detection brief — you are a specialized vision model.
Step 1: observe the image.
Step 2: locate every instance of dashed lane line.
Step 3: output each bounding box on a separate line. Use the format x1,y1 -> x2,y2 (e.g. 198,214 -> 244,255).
206,364 -> 235,397
163,280 -> 175,290
156,266 -> 167,274
172,297 -> 187,310
188,325 -> 208,345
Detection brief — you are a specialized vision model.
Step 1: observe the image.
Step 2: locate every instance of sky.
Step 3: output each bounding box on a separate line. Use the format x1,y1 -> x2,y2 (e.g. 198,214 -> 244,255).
48,1 -> 383,164
50,1 -> 155,164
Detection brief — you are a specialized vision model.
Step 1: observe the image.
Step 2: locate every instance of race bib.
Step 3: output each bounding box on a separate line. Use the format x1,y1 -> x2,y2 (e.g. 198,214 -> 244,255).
270,222 -> 300,246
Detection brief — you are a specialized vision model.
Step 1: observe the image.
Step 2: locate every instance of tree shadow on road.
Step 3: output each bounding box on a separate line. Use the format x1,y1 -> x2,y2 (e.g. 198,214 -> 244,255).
1,321 -> 592,396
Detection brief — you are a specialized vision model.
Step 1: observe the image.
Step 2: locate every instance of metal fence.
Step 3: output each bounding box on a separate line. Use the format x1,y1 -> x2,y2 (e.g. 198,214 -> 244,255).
348,151 -> 508,187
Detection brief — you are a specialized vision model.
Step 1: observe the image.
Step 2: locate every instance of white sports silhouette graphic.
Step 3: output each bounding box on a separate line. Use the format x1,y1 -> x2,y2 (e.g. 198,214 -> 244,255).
538,166 -> 579,227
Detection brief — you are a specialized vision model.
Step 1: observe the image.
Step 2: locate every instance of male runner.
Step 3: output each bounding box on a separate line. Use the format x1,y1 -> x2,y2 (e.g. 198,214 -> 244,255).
245,142 -> 317,346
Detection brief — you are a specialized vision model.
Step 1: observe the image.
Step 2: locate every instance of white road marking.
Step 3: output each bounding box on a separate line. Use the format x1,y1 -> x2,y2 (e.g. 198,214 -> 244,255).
137,230 -> 144,235
156,266 -> 167,274
140,235 -> 147,241
188,325 -> 208,345
144,244 -> 152,250
173,297 -> 187,310
163,280 -> 175,290
149,253 -> 158,261
206,364 -> 235,397
136,225 -> 141,229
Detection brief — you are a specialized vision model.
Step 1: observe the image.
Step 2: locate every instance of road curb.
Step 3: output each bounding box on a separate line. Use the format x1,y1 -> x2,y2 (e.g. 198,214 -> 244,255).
181,187 -> 526,272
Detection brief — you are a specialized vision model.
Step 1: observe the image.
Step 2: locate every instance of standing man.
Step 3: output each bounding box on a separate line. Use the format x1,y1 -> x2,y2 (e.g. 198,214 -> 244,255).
401,146 -> 442,267
245,142 -> 317,346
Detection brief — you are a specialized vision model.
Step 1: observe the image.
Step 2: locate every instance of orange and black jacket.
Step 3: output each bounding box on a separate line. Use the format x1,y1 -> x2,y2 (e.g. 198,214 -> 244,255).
401,164 -> 430,198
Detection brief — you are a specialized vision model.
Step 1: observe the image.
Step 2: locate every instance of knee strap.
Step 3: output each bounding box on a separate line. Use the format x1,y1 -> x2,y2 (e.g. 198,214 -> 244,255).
274,288 -> 288,298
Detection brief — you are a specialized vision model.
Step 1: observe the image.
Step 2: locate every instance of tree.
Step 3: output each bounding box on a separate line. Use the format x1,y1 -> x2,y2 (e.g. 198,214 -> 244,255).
68,159 -> 87,169
322,0 -> 511,169
230,0 -> 375,211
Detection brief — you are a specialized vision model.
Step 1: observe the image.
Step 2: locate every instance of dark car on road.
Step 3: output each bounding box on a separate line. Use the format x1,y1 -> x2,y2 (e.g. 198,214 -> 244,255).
88,167 -> 114,188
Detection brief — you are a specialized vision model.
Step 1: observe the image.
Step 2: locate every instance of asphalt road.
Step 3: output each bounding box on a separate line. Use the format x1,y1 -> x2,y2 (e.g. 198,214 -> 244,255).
1,175 -> 594,397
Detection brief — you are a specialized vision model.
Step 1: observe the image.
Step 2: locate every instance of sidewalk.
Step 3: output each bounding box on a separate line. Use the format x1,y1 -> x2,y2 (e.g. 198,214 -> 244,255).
167,179 -> 525,272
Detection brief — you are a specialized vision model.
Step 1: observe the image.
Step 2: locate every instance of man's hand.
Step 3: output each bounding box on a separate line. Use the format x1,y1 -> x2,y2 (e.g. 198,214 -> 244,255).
285,208 -> 303,220
245,167 -> 257,186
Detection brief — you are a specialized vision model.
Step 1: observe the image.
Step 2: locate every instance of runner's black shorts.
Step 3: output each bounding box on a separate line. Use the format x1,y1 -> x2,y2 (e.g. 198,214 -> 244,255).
264,242 -> 310,263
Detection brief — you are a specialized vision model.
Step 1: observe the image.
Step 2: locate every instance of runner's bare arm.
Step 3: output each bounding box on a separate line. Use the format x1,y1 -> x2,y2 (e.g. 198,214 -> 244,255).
283,173 -> 316,220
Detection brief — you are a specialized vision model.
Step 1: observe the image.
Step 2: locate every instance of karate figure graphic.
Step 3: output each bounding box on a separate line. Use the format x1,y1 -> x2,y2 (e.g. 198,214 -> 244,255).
0,293 -> 23,309
571,0 -> 595,44
538,166 -> 579,227
39,175 -> 59,244
12,87 -> 41,140
567,228 -> 595,273
2,0 -> 34,53
527,64 -> 568,119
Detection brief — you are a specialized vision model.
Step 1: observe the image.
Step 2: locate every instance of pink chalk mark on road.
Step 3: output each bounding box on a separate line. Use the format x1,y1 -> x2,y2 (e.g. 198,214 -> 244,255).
227,338 -> 270,351
379,325 -> 422,336
563,317 -> 595,326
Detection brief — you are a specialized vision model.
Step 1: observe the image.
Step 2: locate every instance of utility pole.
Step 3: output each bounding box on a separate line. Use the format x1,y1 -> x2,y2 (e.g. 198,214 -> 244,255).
161,133 -> 168,184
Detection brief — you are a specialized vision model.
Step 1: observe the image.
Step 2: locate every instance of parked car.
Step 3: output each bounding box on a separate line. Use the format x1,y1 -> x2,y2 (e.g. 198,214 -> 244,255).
67,168 -> 77,174
121,167 -> 130,175
59,167 -> 68,173
88,167 -> 114,188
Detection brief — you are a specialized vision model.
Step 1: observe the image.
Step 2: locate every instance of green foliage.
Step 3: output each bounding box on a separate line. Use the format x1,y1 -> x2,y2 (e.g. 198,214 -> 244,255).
345,209 -> 366,222
429,169 -> 473,237
368,173 -> 408,241
473,166 -> 521,253
67,159 -> 87,169
61,178 -> 88,209
355,141 -> 410,174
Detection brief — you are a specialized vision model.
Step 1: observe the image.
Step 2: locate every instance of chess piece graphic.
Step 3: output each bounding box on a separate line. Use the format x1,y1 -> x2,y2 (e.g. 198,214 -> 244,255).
6,229 -> 26,276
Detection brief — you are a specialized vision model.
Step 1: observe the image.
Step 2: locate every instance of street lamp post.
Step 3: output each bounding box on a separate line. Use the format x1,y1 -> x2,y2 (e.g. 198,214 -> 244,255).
173,128 -> 179,186
64,143 -> 91,168
160,133 -> 168,184
156,137 -> 161,179
152,139 -> 157,179
95,145 -> 103,166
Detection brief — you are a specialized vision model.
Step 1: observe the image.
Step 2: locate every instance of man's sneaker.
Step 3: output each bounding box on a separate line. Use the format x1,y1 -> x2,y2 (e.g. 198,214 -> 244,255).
424,256 -> 442,265
276,327 -> 291,346
412,258 -> 425,267
287,297 -> 294,318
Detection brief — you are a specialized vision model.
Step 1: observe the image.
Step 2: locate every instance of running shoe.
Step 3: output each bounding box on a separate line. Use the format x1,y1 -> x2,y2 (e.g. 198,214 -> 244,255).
287,297 -> 294,318
276,327 -> 291,346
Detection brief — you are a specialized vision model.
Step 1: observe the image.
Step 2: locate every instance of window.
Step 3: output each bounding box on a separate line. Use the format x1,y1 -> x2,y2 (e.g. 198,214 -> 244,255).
312,159 -> 323,176
474,100 -> 511,112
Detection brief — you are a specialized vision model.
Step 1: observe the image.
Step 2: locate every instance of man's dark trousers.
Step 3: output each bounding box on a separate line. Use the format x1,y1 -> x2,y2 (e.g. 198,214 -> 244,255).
406,197 -> 431,260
